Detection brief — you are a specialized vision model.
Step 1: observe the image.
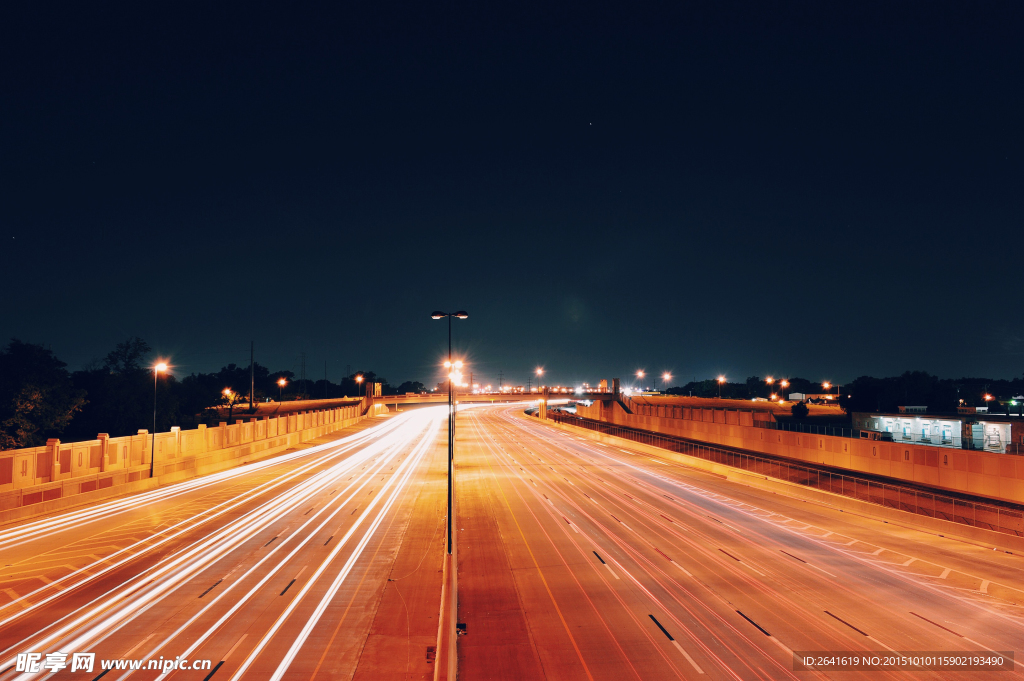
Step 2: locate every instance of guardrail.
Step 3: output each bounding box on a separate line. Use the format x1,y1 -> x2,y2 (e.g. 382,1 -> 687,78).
551,412 -> 1024,538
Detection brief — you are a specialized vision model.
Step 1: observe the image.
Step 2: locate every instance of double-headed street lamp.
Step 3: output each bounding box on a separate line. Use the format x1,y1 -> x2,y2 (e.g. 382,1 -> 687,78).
150,361 -> 168,478
431,310 -> 468,555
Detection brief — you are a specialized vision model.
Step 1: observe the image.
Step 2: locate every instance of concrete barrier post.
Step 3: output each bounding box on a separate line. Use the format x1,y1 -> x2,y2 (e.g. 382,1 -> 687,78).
46,439 -> 60,480
97,433 -> 109,472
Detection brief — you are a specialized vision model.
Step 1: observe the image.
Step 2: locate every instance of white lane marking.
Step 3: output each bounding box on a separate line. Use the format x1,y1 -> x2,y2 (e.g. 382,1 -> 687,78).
739,561 -> 766,577
940,568 -> 951,579
671,640 -> 704,674
671,560 -> 693,578
867,635 -> 899,653
844,539 -> 858,546
768,635 -> 792,656
604,563 -> 619,580
123,634 -> 154,657
650,459 -> 667,465
871,548 -> 885,556
821,531 -> 833,538
222,633 -> 247,661
902,558 -> 917,567
980,580 -> 990,593
807,563 -> 838,579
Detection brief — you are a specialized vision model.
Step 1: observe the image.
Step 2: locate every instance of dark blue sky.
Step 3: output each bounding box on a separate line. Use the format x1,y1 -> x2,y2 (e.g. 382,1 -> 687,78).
2,1 -> 1022,389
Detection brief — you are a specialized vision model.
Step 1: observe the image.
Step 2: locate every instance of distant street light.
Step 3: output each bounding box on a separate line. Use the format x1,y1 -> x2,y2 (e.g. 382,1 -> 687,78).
430,310 -> 469,557
278,377 -> 287,401
661,372 -> 672,392
780,379 -> 789,400
150,361 -> 168,479
636,370 -> 645,391
766,376 -> 774,399
356,374 -> 364,397
717,375 -> 725,399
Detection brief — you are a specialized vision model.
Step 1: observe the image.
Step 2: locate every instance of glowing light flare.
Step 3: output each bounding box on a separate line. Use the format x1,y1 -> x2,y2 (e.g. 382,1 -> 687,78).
154,362 -> 168,373
278,378 -> 287,387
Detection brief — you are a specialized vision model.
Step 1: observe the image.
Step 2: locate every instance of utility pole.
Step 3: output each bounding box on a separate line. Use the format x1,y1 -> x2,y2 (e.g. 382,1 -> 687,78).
249,341 -> 254,411
498,370 -> 503,391
324,361 -> 328,399
527,377 -> 532,392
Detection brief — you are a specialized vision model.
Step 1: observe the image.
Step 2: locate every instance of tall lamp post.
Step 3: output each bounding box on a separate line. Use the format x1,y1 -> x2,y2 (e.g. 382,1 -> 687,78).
150,362 -> 168,478
717,375 -> 726,399
779,379 -> 789,402
766,376 -> 774,400
636,370 -> 645,391
356,374 -> 364,397
278,377 -> 287,401
430,311 -> 468,555
662,372 -> 672,392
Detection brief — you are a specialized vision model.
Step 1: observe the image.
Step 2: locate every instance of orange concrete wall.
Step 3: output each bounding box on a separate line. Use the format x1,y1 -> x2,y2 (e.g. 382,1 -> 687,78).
576,400 -> 1024,505
0,404 -> 364,513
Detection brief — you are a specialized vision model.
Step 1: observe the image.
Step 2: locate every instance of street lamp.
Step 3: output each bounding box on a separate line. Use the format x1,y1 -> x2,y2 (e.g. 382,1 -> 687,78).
278,377 -> 287,401
780,379 -> 789,401
717,375 -> 725,399
356,374 -> 364,397
766,376 -> 774,399
150,361 -> 168,478
661,372 -> 671,392
430,310 -> 468,557
636,370 -> 645,391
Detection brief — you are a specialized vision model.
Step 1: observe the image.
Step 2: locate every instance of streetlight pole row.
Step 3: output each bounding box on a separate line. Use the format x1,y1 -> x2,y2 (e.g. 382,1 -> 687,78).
431,311 -> 468,555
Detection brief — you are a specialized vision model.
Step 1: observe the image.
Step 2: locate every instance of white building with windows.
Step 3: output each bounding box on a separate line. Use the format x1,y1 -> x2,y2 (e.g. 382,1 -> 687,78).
852,409 -> 1020,454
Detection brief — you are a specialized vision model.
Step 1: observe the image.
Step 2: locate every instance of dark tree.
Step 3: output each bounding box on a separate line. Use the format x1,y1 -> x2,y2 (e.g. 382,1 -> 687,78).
0,339 -> 87,448
395,381 -> 426,394
791,401 -> 809,419
104,337 -> 151,374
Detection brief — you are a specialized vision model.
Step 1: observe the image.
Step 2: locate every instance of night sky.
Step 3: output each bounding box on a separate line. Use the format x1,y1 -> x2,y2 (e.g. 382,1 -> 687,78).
2,2 -> 1022,390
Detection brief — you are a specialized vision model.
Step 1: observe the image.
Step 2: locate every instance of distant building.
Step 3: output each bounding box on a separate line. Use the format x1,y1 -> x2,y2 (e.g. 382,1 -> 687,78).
787,392 -> 840,405
852,408 -> 1022,454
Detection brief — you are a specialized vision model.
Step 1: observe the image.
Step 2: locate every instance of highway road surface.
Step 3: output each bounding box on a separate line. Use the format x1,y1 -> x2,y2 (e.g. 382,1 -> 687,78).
456,406 -> 1024,680
0,407 -> 449,681
3,402 -> 1023,680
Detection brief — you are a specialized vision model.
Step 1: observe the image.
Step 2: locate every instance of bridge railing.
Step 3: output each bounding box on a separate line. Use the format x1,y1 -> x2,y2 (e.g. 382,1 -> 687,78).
550,412 -> 1024,538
